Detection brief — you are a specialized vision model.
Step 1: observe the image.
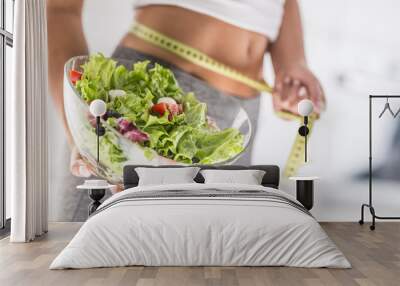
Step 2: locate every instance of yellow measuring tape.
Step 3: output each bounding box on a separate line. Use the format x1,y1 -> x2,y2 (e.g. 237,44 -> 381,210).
130,22 -> 317,177
130,22 -> 274,93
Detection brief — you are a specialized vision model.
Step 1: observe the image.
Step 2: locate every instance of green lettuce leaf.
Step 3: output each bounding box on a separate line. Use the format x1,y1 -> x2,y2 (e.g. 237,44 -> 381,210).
100,133 -> 126,163
194,128 -> 244,164
148,63 -> 183,102
80,53 -> 116,95
183,92 -> 207,128
175,132 -> 198,163
111,64 -> 129,90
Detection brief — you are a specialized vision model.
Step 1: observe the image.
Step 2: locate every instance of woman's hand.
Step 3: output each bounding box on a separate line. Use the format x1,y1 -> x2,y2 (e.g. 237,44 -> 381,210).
70,147 -> 125,193
70,146 -> 94,177
272,64 -> 325,116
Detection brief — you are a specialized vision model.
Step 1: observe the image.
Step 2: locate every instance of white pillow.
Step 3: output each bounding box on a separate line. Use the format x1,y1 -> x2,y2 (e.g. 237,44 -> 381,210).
200,169 -> 266,185
135,167 -> 200,186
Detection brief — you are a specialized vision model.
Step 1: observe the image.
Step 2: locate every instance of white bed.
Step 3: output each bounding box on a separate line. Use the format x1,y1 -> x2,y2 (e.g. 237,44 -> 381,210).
50,182 -> 350,269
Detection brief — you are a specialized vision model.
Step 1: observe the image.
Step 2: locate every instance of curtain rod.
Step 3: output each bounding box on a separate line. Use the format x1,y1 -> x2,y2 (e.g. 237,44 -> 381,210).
369,95 -> 400,98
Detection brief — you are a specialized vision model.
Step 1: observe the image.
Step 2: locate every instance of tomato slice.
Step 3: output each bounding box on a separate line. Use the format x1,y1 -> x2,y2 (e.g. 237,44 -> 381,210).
151,102 -> 182,120
70,69 -> 83,85
151,103 -> 168,116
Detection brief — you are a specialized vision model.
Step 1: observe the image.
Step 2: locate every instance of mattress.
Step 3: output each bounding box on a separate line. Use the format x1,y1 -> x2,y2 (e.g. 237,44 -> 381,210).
50,183 -> 350,269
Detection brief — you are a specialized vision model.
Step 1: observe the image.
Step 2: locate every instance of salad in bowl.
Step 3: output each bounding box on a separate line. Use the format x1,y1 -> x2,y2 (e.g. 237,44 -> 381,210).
64,54 -> 251,183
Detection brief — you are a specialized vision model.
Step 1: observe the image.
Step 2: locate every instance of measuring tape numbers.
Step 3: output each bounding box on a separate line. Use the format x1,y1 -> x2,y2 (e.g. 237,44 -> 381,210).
130,22 -> 318,177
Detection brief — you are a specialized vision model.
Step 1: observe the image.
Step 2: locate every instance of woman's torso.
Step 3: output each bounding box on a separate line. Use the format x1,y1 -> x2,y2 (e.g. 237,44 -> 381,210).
119,5 -> 270,97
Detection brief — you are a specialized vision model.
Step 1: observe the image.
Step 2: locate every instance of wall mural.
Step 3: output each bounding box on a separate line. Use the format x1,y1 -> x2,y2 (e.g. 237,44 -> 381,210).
47,0 -> 400,222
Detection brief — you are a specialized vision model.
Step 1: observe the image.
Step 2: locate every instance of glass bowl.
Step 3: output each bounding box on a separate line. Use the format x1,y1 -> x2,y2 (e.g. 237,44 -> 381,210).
64,56 -> 252,183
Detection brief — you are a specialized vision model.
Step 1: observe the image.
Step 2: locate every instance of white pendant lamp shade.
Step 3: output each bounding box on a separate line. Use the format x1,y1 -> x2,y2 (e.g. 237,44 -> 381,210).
89,99 -> 107,117
298,99 -> 314,116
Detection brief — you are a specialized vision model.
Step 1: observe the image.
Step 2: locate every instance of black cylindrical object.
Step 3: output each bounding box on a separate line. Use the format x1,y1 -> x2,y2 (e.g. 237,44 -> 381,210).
296,180 -> 314,210
88,188 -> 106,216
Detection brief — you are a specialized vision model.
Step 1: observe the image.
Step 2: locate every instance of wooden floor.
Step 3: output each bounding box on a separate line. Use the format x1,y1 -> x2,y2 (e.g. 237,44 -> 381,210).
0,222 -> 399,286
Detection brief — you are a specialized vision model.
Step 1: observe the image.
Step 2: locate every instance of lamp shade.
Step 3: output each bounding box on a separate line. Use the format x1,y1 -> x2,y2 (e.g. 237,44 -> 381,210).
298,99 -> 314,116
89,99 -> 107,117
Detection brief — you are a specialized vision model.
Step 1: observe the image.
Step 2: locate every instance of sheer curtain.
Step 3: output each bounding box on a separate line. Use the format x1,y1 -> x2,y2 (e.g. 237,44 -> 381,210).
9,0 -> 48,242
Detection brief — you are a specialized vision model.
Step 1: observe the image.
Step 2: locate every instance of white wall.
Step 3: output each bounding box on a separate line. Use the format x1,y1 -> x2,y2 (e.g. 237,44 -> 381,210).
49,0 -> 400,221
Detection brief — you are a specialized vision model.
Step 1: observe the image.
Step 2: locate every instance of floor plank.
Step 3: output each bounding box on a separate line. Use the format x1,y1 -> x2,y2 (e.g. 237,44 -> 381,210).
0,222 -> 399,286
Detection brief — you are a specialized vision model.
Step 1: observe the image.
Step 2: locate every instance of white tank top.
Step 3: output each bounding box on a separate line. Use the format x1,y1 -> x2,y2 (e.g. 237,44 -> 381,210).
133,0 -> 286,41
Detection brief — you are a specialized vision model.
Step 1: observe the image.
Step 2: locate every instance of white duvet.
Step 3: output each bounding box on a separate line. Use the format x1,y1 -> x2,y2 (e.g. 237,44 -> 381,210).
50,183 -> 350,269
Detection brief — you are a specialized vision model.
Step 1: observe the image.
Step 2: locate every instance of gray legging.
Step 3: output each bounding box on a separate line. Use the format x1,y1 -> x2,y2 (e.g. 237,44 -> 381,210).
52,47 -> 261,222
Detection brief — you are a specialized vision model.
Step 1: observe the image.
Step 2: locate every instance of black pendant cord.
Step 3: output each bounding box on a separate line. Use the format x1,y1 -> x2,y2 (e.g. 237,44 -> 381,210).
305,133 -> 307,162
96,117 -> 100,164
97,131 -> 99,164
305,116 -> 308,163
359,95 -> 400,231
85,116 -> 107,216
298,116 -> 309,163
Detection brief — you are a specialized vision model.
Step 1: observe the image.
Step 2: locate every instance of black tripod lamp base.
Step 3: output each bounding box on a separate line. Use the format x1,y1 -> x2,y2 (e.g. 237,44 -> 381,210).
88,188 -> 106,216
